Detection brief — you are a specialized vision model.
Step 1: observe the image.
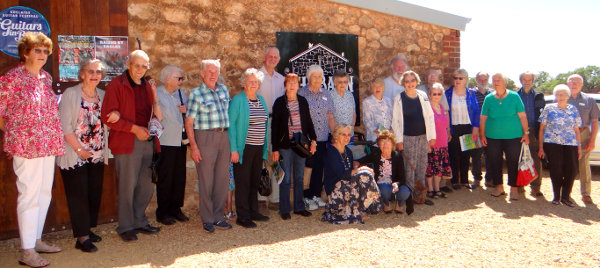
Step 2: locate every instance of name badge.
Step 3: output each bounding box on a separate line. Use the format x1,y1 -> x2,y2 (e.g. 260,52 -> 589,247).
322,96 -> 328,101
579,103 -> 585,106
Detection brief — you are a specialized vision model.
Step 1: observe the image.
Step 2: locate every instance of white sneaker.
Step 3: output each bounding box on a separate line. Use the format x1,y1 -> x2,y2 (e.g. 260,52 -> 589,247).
313,196 -> 326,207
304,198 -> 318,211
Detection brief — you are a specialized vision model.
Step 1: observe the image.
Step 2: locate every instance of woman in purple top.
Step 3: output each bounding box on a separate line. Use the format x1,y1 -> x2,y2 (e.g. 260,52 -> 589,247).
426,83 -> 452,198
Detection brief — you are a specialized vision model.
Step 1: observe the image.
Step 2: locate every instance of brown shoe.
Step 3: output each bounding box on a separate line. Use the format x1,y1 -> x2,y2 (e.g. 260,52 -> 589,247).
582,196 -> 594,204
530,189 -> 544,197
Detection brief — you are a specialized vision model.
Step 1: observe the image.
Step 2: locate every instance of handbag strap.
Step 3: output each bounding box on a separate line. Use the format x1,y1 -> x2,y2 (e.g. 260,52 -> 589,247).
177,89 -> 186,122
519,142 -> 526,161
284,95 -> 294,126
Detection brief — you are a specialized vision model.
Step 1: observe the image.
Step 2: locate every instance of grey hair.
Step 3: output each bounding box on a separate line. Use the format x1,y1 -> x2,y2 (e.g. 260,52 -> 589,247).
129,50 -> 149,62
306,64 -> 324,83
453,68 -> 469,78
476,72 -> 489,79
400,70 -> 421,85
431,82 -> 444,92
567,74 -> 584,82
390,54 -> 409,68
519,71 -> 535,83
492,73 -> 508,83
78,58 -> 106,80
241,68 -> 265,84
370,78 -> 386,93
159,65 -> 183,83
553,84 -> 571,96
201,59 -> 221,71
264,46 -> 279,56
333,124 -> 353,137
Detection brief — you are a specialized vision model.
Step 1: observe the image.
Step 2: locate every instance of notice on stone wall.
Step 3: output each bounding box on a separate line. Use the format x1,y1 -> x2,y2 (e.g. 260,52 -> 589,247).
276,32 -> 360,126
58,35 -> 95,82
58,35 -> 128,82
0,6 -> 51,58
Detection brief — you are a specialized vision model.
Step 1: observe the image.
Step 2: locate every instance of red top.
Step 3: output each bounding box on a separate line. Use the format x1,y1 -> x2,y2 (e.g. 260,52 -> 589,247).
0,64 -> 65,158
101,71 -> 154,155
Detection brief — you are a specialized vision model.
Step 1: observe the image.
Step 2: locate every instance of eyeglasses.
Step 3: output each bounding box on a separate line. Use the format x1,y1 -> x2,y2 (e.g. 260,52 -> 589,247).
453,77 -> 465,80
85,69 -> 103,75
404,79 -> 416,83
339,133 -> 352,137
132,63 -> 150,70
431,93 -> 443,96
33,48 -> 50,55
174,76 -> 184,81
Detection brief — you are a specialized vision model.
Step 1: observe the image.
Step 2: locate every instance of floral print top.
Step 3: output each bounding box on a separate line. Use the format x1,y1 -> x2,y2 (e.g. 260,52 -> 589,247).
75,99 -> 105,166
0,64 -> 64,158
539,103 -> 582,146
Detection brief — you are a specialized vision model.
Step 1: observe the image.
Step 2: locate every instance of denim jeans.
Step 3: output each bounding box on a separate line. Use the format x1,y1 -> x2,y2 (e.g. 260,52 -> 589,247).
378,183 -> 411,206
279,148 -> 306,214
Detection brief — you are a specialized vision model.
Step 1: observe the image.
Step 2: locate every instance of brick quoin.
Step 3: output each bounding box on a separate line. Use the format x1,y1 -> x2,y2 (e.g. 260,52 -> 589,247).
442,29 -> 461,86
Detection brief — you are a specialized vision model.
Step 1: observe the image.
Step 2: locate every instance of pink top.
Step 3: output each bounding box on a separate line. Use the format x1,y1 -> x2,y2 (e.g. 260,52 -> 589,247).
0,64 -> 65,158
432,104 -> 449,149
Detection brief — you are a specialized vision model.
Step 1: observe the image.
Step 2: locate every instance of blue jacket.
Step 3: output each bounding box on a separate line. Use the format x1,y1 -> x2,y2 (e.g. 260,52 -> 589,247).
228,91 -> 269,164
445,86 -> 480,134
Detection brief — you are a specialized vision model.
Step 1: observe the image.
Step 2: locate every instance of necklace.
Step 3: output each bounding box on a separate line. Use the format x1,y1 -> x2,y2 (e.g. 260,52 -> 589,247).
82,88 -> 98,101
340,149 -> 351,170
496,90 -> 507,104
249,99 -> 260,108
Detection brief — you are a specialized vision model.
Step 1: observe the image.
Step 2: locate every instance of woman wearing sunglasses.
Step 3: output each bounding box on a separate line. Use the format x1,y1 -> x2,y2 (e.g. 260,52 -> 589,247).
0,32 -> 65,267
445,69 -> 480,190
57,58 -> 119,253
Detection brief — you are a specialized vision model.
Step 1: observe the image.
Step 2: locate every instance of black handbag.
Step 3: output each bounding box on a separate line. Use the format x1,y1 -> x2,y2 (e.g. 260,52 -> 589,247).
258,161 -> 272,196
286,100 -> 312,158
150,137 -> 160,184
178,90 -> 190,146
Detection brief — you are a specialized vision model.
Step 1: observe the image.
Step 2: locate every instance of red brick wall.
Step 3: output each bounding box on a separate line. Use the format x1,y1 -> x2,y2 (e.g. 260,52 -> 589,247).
442,29 -> 461,85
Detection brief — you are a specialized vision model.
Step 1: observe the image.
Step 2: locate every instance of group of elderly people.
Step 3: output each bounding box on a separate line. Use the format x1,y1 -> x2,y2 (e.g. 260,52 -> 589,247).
1,33 -> 599,267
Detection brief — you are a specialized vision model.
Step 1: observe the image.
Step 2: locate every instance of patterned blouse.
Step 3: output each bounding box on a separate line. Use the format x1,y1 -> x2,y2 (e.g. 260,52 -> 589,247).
75,99 -> 105,166
298,86 -> 334,141
329,89 -> 355,126
361,95 -> 393,142
0,64 -> 65,158
539,104 -> 582,146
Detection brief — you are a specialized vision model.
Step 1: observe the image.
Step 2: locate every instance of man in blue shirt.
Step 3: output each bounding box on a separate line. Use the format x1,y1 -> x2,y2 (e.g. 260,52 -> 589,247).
517,72 -> 545,197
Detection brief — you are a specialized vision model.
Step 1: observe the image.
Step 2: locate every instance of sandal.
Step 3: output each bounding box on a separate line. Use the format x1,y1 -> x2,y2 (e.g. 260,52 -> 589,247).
427,191 -> 436,198
490,191 -> 506,197
19,250 -> 50,267
561,199 -> 575,207
34,241 -> 61,253
435,191 -> 447,198
551,200 -> 560,205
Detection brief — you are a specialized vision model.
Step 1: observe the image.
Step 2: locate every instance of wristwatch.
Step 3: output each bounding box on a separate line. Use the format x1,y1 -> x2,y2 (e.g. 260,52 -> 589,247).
77,148 -> 82,152
524,131 -> 530,135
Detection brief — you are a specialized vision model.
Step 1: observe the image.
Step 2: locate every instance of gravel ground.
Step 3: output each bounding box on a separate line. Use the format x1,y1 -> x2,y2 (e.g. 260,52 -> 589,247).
0,168 -> 599,268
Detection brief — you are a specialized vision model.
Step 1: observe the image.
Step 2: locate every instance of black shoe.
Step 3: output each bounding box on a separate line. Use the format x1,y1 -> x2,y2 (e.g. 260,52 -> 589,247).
89,231 -> 102,243
424,199 -> 434,206
203,223 -> 215,233
251,213 -> 269,222
440,186 -> 453,193
280,213 -> 291,220
172,211 -> 189,222
406,196 -> 415,215
214,220 -> 232,230
452,184 -> 462,190
236,218 -> 257,228
136,224 -> 160,234
293,210 -> 312,217
157,217 -> 176,225
75,239 -> 98,252
119,230 -> 138,242
267,203 -> 280,211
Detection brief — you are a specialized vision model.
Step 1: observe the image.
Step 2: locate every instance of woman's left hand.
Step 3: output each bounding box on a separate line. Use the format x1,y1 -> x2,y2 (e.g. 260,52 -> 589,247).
230,151 -> 240,163
309,142 -> 317,154
106,111 -> 120,123
428,139 -> 436,151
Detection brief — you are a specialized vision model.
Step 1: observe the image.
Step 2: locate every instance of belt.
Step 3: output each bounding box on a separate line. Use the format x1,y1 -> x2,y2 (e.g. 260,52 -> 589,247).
205,127 -> 228,132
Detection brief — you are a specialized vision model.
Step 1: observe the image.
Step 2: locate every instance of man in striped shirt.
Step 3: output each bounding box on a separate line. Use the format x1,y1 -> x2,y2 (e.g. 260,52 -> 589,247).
472,72 -> 494,188
185,59 -> 232,233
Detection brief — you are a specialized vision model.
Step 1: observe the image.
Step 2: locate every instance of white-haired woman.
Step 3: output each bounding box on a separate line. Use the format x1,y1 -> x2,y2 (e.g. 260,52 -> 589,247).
58,59 -> 119,253
155,65 -> 189,225
228,68 -> 270,228
362,78 -> 393,142
298,64 -> 335,210
538,84 -> 582,207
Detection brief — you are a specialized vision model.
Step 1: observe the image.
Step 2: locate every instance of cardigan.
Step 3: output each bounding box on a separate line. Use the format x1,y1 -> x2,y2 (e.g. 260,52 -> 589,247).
391,90 -> 436,143
323,143 -> 353,195
445,86 -> 481,134
356,148 -> 406,186
56,84 -> 109,169
271,94 -> 317,152
228,91 -> 269,164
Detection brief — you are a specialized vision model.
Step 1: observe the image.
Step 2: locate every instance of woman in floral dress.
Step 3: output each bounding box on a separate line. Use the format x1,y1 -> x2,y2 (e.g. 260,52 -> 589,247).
426,83 -> 452,198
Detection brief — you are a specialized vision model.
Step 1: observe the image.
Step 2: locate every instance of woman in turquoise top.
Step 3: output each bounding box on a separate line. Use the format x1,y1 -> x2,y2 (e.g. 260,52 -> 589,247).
480,73 -> 529,200
538,84 -> 582,207
228,68 -> 270,228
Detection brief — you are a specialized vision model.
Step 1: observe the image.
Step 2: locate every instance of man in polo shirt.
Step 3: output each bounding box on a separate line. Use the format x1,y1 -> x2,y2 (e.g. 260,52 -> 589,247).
383,54 -> 408,101
101,50 -> 163,242
471,71 -> 494,188
185,59 -> 233,232
517,71 -> 545,197
256,46 -> 285,209
566,74 -> 599,205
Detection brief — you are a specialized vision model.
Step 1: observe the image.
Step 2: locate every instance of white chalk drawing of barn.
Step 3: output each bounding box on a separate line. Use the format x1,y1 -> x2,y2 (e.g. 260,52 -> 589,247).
285,43 -> 353,76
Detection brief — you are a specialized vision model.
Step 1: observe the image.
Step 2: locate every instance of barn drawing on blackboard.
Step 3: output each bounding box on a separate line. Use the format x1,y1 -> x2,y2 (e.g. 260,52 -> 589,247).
285,43 -> 353,76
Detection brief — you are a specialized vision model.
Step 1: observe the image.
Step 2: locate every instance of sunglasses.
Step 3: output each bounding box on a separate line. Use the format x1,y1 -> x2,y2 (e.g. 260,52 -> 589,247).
33,48 -> 50,55
85,69 -> 103,75
453,77 -> 465,80
431,93 -> 443,96
174,76 -> 184,81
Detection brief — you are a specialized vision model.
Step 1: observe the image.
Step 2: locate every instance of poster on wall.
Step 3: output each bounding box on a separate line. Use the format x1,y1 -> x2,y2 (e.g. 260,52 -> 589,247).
58,35 -> 95,82
94,36 -> 128,81
0,6 -> 51,58
276,32 -> 360,126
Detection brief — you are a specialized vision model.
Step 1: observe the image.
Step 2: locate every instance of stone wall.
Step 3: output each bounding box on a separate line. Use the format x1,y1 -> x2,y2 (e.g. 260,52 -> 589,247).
127,0 -> 461,211
128,0 -> 460,95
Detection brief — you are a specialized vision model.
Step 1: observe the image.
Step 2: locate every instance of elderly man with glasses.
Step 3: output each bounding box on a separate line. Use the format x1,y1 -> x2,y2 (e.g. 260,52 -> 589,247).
101,50 -> 163,242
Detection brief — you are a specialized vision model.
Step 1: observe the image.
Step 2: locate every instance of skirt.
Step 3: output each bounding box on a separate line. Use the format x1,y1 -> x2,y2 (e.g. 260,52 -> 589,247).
321,171 -> 382,224
426,147 -> 452,178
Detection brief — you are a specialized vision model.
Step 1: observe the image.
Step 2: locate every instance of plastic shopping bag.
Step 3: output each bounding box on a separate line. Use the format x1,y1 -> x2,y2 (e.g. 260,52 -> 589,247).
517,142 -> 538,186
